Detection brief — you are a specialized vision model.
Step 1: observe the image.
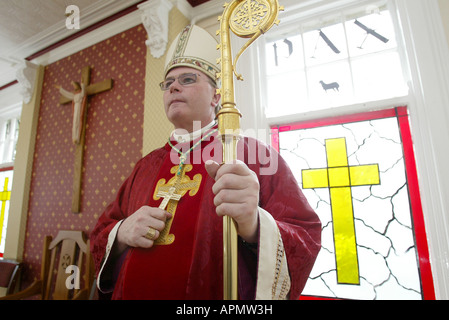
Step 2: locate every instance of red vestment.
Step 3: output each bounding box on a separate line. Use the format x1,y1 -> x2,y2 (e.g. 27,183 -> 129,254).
90,131 -> 321,300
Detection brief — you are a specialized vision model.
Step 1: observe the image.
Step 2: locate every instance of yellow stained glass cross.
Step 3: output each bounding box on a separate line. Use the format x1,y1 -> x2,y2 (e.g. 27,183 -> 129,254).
0,177 -> 11,245
302,138 -> 380,285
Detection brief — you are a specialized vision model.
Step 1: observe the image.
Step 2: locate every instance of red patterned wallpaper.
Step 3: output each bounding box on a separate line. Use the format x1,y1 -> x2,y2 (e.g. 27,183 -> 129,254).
22,25 -> 147,286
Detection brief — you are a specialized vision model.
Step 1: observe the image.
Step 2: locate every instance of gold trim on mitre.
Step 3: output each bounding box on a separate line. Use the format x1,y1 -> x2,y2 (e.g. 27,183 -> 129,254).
164,25 -> 220,83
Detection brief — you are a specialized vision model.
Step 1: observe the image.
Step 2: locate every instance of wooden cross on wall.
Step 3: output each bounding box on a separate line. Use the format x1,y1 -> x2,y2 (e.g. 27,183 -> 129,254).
58,66 -> 113,213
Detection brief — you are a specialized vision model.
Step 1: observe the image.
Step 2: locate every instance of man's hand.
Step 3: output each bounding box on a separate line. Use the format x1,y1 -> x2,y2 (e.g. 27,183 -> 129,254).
114,206 -> 171,255
205,160 -> 259,243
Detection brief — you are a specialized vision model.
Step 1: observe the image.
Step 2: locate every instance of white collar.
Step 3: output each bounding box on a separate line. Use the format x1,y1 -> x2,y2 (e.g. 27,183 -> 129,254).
172,121 -> 217,143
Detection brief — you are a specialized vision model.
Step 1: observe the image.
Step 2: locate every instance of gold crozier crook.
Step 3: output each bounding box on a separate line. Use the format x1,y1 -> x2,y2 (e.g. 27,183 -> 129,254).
216,0 -> 284,300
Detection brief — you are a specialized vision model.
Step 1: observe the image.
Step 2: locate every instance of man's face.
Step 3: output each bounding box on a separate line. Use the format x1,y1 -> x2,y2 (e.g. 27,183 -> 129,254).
163,67 -> 220,132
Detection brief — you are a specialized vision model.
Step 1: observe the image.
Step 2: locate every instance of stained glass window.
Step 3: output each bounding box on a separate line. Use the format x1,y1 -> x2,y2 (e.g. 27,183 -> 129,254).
0,168 -> 13,259
271,107 -> 434,300
0,116 -> 19,259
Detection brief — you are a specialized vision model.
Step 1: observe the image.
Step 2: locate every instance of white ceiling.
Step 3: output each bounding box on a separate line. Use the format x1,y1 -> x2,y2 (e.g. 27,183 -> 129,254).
0,0 -> 142,89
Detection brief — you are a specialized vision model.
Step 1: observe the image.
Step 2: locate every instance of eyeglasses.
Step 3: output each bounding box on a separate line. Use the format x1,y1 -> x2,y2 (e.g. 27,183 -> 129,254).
159,73 -> 201,91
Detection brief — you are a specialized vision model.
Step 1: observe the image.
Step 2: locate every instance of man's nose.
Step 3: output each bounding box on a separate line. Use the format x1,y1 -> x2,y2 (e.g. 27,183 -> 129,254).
169,79 -> 182,93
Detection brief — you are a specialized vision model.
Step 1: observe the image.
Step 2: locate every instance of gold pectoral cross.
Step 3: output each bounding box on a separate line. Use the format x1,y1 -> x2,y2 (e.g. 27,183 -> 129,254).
153,164 -> 202,245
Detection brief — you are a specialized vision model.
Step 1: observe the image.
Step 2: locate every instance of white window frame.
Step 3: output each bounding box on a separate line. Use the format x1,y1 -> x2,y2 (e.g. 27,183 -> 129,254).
232,0 -> 449,299
0,117 -> 19,165
260,0 -> 408,121
0,102 -> 21,169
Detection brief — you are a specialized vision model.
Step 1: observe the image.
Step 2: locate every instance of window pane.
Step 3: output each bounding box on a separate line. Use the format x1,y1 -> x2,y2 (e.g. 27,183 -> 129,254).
304,23 -> 348,67
266,71 -> 308,117
346,10 -> 397,57
352,51 -> 408,101
266,34 -> 304,74
0,118 -> 20,165
307,61 -> 353,110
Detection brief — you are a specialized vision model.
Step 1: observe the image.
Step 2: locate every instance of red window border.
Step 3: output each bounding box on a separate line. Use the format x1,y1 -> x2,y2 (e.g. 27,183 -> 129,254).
271,107 -> 435,300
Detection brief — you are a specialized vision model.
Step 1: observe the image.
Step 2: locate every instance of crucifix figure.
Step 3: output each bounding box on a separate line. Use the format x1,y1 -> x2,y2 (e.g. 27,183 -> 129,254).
57,66 -> 113,213
57,81 -> 86,145
157,186 -> 182,211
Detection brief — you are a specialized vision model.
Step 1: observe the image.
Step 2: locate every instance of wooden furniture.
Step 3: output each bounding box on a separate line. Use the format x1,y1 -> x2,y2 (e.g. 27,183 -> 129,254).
0,259 -> 22,296
0,230 -> 94,300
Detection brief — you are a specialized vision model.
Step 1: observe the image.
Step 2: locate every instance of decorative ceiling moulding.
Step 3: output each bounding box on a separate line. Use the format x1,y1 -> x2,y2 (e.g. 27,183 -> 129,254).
138,0 -> 174,59
138,0 -> 223,59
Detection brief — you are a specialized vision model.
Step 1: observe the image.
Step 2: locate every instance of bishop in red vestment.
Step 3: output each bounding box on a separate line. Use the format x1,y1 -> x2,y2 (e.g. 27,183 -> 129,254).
90,25 -> 321,300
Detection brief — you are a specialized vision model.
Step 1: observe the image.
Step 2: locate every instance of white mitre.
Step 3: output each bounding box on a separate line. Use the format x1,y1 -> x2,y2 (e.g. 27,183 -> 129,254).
164,25 -> 220,84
